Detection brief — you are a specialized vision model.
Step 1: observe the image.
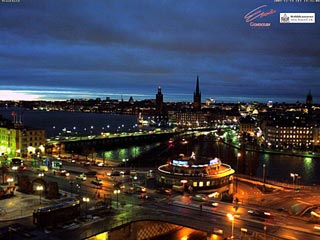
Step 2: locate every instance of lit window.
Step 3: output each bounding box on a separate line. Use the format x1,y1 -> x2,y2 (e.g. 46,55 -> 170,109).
193,182 -> 198,187
206,181 -> 210,186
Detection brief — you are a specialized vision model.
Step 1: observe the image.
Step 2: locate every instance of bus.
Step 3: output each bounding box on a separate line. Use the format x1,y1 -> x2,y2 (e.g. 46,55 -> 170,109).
11,158 -> 24,171
33,199 -> 80,227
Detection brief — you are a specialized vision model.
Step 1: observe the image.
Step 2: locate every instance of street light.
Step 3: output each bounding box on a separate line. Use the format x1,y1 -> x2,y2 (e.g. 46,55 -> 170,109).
83,197 -> 90,219
36,185 -> 44,205
181,138 -> 189,155
122,158 -> 128,168
262,164 -> 266,183
227,213 -> 235,239
7,177 -> 14,186
236,153 -> 241,172
113,189 -> 120,208
290,173 -> 299,190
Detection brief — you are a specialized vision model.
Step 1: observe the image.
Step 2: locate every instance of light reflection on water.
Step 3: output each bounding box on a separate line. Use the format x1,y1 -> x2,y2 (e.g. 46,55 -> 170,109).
97,144 -> 159,164
216,142 -> 320,185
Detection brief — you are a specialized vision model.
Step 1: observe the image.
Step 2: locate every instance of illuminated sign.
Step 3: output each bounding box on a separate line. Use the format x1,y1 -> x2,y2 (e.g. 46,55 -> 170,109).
172,160 -> 189,167
209,158 -> 220,166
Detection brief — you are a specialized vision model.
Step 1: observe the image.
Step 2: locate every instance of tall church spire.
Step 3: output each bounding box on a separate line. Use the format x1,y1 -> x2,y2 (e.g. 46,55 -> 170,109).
306,89 -> 313,115
193,75 -> 201,111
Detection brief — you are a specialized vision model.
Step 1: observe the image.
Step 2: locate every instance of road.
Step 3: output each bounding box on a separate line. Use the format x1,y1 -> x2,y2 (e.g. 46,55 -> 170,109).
5,165 -> 320,240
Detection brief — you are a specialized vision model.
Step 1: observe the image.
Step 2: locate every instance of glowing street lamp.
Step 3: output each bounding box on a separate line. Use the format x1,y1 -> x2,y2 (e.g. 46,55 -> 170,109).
122,158 -> 129,167
290,173 -> 299,190
227,213 -> 235,238
83,197 -> 90,218
36,185 -> 44,205
113,189 -> 120,208
7,177 -> 14,186
236,152 -> 241,171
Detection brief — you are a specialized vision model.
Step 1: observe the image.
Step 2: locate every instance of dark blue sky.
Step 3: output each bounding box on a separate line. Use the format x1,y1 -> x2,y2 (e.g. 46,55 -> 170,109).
0,0 -> 319,103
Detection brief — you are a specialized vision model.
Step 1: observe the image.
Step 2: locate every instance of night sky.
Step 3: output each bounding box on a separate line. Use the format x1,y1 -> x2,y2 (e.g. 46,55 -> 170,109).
0,0 -> 319,103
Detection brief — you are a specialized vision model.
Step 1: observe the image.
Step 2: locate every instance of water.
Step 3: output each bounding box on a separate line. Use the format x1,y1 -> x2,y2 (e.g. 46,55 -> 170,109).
0,107 -> 138,138
1,107 -> 319,184
211,141 -> 320,185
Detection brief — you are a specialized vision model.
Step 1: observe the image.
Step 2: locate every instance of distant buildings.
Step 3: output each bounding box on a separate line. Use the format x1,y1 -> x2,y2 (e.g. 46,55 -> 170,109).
175,76 -> 208,127
239,116 -> 256,136
241,91 -> 320,151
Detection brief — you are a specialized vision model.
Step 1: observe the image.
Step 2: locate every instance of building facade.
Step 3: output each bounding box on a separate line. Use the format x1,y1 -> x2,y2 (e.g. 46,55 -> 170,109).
156,153 -> 235,194
0,115 -> 46,160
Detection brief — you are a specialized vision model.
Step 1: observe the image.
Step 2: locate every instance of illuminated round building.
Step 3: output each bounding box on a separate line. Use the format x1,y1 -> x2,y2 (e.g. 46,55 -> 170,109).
156,153 -> 235,193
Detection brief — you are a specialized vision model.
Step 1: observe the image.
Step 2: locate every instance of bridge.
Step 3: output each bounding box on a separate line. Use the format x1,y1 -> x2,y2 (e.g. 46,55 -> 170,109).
46,127 -> 218,154
46,130 -> 177,153
50,201 -> 296,240
53,204 -> 221,240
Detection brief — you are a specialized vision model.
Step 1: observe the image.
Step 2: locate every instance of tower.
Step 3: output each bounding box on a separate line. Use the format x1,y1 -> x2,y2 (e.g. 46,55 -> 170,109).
306,90 -> 313,115
193,76 -> 201,111
156,86 -> 163,115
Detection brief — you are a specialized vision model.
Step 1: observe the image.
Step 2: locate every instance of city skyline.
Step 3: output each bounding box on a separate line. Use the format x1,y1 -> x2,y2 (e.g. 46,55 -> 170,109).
0,0 -> 319,103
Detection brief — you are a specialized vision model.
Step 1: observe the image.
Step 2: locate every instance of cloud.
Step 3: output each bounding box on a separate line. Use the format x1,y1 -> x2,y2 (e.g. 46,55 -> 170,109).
0,0 -> 319,102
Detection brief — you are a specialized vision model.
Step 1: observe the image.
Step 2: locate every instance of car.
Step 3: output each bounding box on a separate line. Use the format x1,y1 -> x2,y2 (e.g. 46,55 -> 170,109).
129,184 -> 146,193
190,194 -> 207,202
138,193 -> 150,199
213,228 -> 224,235
314,225 -> 320,231
91,178 -> 103,186
207,199 -> 219,207
156,188 -> 172,195
59,170 -> 70,177
114,181 -> 125,189
96,162 -> 105,167
110,171 -> 120,176
17,166 -> 27,171
83,161 -> 91,166
76,173 -> 87,181
248,209 -> 271,218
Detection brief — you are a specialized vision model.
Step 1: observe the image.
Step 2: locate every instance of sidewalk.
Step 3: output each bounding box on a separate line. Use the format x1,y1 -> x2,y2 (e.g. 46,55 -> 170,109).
0,190 -> 72,222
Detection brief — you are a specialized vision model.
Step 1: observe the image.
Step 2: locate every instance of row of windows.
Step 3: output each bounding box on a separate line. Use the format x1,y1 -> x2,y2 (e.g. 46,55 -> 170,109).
280,131 -> 310,134
268,130 -> 312,134
280,135 -> 311,139
279,127 -> 312,130
192,177 -> 229,187
159,175 -> 231,188
270,138 -> 312,143
267,134 -> 312,139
